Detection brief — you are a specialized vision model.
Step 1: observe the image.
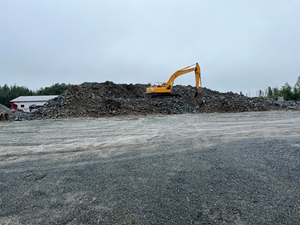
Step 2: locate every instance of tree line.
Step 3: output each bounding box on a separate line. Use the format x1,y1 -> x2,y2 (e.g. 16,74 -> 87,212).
257,76 -> 300,101
0,83 -> 71,108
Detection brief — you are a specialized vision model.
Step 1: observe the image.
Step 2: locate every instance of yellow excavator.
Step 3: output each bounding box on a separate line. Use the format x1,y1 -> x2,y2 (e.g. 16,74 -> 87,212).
146,63 -> 202,98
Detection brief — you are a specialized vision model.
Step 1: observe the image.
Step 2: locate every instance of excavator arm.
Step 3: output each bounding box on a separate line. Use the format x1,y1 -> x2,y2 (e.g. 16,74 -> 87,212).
166,63 -> 202,94
146,63 -> 202,97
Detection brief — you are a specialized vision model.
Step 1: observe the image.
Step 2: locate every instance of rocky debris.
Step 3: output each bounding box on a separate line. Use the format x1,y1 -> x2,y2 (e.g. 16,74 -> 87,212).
199,88 -> 268,113
199,88 -> 300,113
0,104 -> 13,114
32,81 -> 300,119
0,113 -> 11,121
0,104 -> 13,121
0,104 -> 34,121
12,111 -> 34,121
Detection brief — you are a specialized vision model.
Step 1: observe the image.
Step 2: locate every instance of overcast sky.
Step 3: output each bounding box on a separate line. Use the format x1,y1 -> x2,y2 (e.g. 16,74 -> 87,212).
0,0 -> 299,96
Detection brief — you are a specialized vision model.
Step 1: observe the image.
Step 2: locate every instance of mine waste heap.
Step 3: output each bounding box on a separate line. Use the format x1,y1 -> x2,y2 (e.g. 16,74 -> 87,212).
0,104 -> 13,121
30,81 -> 300,119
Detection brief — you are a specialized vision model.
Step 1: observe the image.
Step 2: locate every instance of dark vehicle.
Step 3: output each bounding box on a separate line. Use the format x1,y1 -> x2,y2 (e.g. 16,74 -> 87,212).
29,104 -> 42,112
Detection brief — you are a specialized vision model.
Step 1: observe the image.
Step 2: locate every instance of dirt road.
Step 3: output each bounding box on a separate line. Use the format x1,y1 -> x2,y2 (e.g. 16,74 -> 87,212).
0,111 -> 300,224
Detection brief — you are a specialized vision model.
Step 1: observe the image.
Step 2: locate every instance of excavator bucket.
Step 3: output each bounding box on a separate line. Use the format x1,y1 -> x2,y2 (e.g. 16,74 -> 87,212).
194,89 -> 202,98
195,90 -> 203,105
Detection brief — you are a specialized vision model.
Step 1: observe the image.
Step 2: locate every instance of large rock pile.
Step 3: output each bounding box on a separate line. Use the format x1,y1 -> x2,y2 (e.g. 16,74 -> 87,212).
0,104 -> 12,121
0,104 -> 33,121
199,88 -> 282,113
33,81 -> 300,119
0,104 -> 12,114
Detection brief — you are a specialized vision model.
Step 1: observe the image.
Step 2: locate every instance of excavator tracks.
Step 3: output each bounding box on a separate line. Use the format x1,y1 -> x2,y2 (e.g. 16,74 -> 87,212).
150,93 -> 181,99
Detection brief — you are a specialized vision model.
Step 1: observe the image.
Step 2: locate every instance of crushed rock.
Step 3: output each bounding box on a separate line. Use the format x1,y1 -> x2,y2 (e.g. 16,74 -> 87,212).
0,104 -> 13,114
31,81 -> 300,119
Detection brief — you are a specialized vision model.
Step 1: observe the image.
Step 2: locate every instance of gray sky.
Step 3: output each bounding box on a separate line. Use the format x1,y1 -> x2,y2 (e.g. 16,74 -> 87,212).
0,0 -> 299,96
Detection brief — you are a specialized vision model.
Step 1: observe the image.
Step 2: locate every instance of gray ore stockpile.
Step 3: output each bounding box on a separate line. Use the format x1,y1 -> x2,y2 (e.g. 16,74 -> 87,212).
32,81 -> 300,119
0,104 -> 13,121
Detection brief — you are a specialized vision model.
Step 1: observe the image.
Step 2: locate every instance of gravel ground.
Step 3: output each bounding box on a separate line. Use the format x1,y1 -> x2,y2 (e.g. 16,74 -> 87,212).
0,111 -> 300,224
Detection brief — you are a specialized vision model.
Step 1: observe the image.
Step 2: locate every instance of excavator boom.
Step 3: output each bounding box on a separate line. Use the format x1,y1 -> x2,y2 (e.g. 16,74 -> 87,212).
146,63 -> 202,98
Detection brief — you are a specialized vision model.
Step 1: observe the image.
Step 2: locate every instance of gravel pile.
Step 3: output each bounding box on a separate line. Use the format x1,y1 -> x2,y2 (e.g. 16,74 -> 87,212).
0,104 -> 13,114
31,81 -> 300,119
0,104 -> 12,121
0,104 -> 34,121
0,104 -> 24,121
12,111 -> 33,121
199,88 -> 278,113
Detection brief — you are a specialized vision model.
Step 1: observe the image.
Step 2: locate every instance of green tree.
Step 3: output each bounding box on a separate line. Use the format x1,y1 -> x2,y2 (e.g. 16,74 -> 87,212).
280,83 -> 293,100
266,76 -> 300,101
294,76 -> 300,100
273,87 -> 279,100
0,84 -> 35,108
295,76 -> 300,89
293,86 -> 299,100
37,83 -> 71,95
0,83 -> 71,108
267,86 -> 273,98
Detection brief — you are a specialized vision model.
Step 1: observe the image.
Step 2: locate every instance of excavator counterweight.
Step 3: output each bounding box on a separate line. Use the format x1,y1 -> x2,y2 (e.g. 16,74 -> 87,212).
146,63 -> 202,98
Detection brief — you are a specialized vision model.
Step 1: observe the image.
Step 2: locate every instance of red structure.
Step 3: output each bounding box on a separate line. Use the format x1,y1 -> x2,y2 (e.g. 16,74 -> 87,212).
11,103 -> 18,110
